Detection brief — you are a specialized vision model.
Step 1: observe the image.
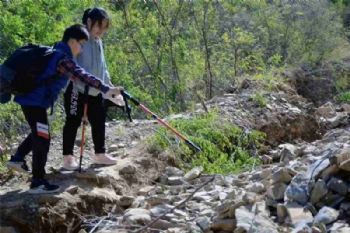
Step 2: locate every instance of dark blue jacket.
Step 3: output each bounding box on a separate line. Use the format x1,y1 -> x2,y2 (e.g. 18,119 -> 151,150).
14,42 -> 72,108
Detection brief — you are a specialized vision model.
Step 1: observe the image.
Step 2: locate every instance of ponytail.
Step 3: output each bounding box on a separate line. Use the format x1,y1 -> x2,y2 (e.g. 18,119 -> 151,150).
82,7 -> 110,28
82,8 -> 92,25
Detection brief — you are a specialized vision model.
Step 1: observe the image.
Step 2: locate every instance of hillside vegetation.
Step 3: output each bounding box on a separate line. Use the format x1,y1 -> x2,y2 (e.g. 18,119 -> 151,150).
1,0 -> 350,168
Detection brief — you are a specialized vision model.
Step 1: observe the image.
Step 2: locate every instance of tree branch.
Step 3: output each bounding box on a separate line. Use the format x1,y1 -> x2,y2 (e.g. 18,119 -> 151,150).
116,0 -> 168,91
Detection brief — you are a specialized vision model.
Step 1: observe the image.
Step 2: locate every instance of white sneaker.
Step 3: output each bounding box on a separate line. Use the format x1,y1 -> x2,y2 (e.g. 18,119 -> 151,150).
92,153 -> 117,165
62,155 -> 79,171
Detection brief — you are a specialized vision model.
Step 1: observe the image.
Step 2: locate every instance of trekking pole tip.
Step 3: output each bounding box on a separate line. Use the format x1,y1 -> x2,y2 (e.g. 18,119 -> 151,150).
186,140 -> 201,153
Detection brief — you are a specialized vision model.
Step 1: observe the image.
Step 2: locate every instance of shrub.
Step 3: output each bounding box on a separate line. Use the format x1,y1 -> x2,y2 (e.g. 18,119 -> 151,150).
336,91 -> 350,103
250,92 -> 267,107
149,111 -> 265,174
0,102 -> 26,143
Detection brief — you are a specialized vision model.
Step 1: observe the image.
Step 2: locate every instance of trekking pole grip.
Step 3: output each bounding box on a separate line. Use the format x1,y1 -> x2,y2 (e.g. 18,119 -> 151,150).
121,90 -> 140,106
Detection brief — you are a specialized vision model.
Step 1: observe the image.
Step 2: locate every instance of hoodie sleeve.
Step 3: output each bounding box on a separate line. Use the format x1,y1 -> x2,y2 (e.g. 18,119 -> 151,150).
106,70 -> 113,86
57,58 -> 109,93
100,40 -> 113,86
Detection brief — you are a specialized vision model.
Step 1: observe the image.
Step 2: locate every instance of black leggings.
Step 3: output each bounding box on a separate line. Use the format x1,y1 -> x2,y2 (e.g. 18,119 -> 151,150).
15,106 -> 50,179
62,82 -> 107,155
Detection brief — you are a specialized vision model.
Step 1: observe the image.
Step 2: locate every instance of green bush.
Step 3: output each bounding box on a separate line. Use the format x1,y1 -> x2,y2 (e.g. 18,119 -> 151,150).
0,103 -> 24,172
250,92 -> 267,107
149,111 -> 265,174
336,91 -> 350,103
0,102 -> 25,142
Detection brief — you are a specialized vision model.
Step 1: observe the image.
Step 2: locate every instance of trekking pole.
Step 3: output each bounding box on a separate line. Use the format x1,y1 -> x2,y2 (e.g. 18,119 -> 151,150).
123,94 -> 132,122
103,94 -> 132,122
79,85 -> 89,173
110,90 -> 201,152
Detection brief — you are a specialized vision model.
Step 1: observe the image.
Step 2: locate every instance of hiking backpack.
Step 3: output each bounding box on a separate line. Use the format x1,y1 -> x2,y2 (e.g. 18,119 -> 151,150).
0,44 -> 56,103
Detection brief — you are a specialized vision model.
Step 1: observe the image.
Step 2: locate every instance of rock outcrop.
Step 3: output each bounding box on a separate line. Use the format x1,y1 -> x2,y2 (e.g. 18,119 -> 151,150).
2,81 -> 350,233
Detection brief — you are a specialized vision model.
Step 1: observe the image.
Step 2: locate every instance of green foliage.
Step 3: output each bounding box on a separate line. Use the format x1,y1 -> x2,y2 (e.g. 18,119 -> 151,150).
0,162 -> 6,173
0,102 -> 25,173
149,112 -> 265,174
0,155 -> 7,174
0,0 -> 347,114
336,91 -> 350,103
0,0 -> 93,57
250,92 -> 267,107
251,67 -> 285,91
335,71 -> 350,92
0,102 -> 25,143
0,1 -> 348,159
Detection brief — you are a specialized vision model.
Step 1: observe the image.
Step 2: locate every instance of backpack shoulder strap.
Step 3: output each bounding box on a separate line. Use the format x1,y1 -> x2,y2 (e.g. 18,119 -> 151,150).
38,50 -> 66,86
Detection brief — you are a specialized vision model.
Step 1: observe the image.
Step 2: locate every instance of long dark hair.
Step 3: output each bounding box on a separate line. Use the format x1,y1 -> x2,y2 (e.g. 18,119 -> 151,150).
82,7 -> 110,29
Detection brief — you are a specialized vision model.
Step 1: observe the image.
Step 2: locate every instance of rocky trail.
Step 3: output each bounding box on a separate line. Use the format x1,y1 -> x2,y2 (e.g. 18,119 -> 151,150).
1,77 -> 350,233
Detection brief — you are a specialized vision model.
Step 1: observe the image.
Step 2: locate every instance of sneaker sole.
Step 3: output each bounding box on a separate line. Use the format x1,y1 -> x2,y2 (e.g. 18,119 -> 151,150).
7,163 -> 30,174
92,161 -> 117,165
61,165 -> 79,171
